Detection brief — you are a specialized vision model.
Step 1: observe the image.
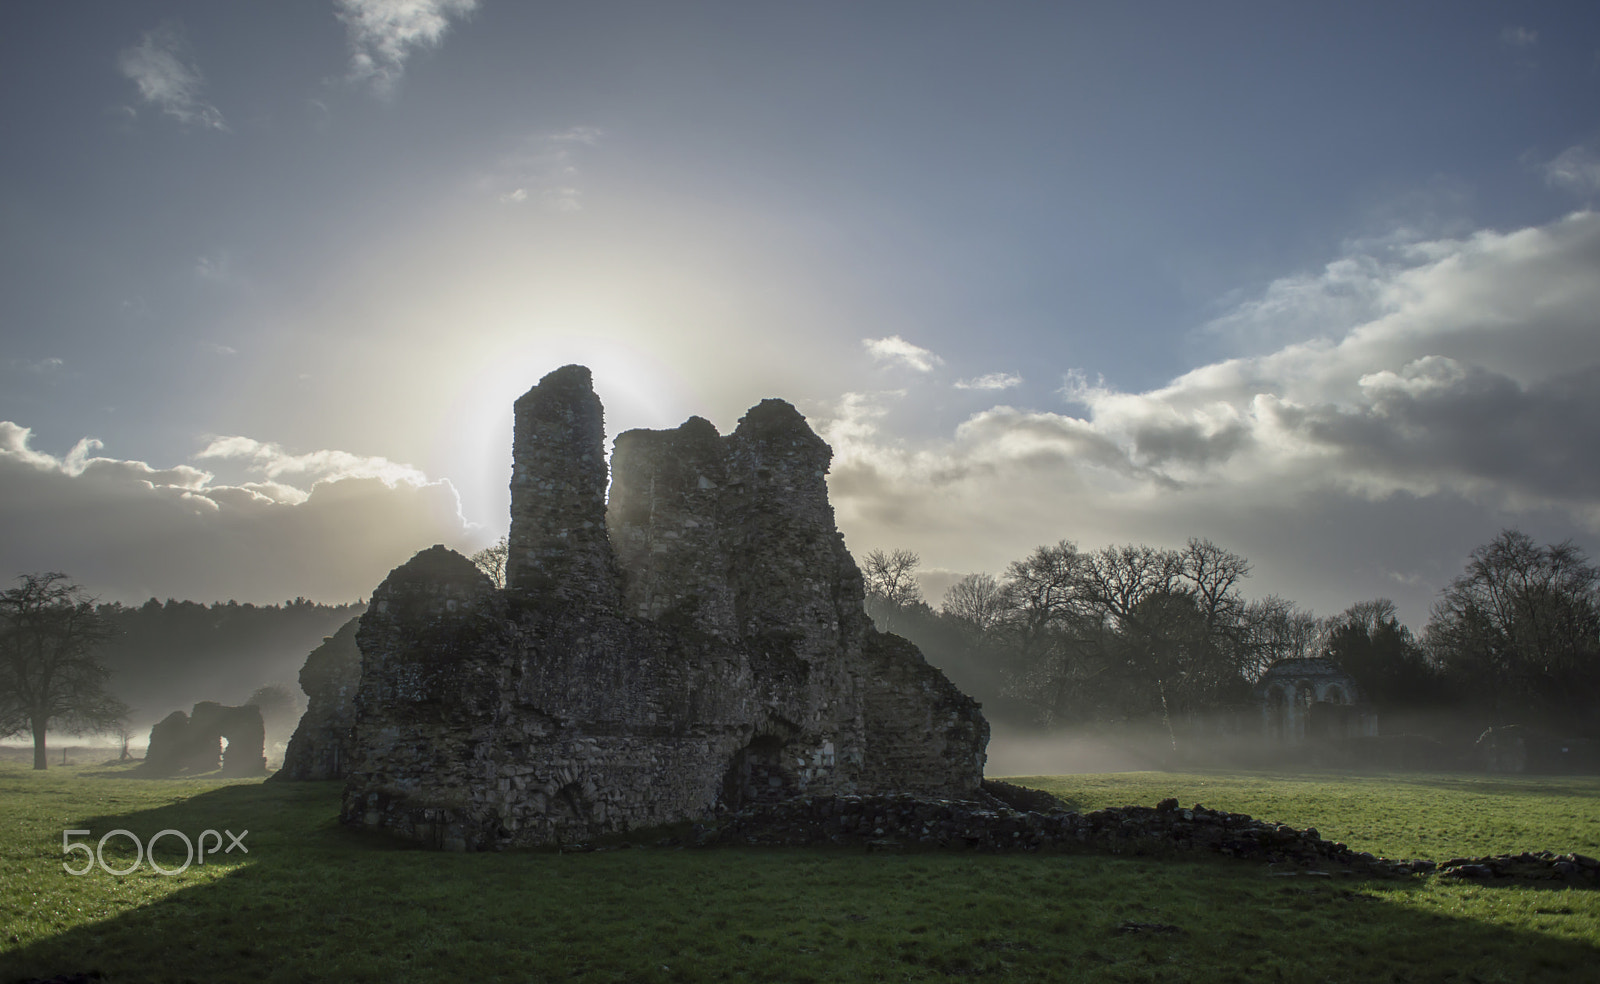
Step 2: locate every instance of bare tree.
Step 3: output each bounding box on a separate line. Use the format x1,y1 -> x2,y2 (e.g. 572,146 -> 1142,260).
0,573 -> 128,769
1242,595 -> 1321,676
999,540 -> 1090,657
1425,529 -> 1600,724
1077,544 -> 1186,629
470,534 -> 509,588
113,720 -> 136,761
993,541 -> 1100,726
941,572 -> 1006,633
1180,538 -> 1251,631
861,548 -> 923,632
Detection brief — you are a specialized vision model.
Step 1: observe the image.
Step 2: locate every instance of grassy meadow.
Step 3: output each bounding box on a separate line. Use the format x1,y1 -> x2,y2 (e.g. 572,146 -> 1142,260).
2,759 -> 1598,983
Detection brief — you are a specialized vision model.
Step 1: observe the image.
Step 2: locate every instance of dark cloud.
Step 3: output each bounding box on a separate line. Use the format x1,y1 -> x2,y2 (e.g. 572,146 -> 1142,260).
1294,360 -> 1600,506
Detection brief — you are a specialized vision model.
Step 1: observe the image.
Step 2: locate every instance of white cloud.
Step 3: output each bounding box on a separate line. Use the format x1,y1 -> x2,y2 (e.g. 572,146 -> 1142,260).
1545,143 -> 1600,199
1499,26 -> 1538,48
0,424 -> 471,603
195,435 -> 431,487
335,0 -> 479,96
483,128 -> 605,211
9,357 -> 65,375
954,372 -> 1022,391
863,335 -> 944,372
193,251 -> 243,286
116,24 -> 226,130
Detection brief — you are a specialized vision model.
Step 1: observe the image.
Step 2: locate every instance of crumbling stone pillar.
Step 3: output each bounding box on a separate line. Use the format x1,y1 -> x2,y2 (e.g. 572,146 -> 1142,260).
723,399 -> 872,656
507,364 -> 618,607
609,416 -> 736,634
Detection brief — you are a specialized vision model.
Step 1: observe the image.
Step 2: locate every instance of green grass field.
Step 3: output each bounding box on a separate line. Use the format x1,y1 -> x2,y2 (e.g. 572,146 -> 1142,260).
2,761 -> 1598,983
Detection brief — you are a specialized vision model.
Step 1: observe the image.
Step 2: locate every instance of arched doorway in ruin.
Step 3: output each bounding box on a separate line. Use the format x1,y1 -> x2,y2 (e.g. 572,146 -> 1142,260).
140,702 -> 267,776
721,731 -> 800,809
1265,686 -> 1288,741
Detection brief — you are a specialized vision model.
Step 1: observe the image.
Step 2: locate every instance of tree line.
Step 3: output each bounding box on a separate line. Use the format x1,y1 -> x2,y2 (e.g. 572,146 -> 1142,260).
861,529 -> 1600,741
4,528 -> 1595,769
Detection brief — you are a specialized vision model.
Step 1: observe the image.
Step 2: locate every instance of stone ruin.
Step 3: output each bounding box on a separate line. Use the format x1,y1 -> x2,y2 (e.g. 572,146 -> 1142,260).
316,365 -> 987,850
272,616 -> 362,781
139,701 -> 266,776
1256,657 -> 1377,744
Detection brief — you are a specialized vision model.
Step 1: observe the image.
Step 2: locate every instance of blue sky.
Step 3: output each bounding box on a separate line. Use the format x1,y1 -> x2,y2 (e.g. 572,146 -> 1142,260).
2,1 -> 1598,630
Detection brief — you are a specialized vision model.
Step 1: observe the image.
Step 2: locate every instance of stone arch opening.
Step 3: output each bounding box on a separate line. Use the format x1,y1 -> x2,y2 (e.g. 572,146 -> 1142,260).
721,733 -> 799,809
1266,686 -> 1288,741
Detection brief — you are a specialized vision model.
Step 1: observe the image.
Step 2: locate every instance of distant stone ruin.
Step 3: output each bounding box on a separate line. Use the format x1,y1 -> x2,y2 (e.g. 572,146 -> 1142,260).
140,701 -> 266,776
272,617 -> 362,781
1256,657 -> 1377,744
325,365 -> 988,850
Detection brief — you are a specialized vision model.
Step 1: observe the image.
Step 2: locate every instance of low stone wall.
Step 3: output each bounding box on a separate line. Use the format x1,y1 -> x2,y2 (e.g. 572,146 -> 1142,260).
688,793 -> 1600,886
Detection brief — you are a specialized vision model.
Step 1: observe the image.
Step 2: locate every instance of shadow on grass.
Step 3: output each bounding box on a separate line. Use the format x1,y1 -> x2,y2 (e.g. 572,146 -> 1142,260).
6,782 -> 1600,984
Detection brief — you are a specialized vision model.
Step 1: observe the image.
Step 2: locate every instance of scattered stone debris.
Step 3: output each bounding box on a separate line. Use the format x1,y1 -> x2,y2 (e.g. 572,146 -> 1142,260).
1437,852 -> 1600,882
688,793 -> 1600,886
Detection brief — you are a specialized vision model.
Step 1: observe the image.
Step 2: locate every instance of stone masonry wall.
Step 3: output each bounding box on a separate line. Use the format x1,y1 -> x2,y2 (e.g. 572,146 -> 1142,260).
337,365 -> 988,850
508,364 -> 617,607
273,616 -> 363,781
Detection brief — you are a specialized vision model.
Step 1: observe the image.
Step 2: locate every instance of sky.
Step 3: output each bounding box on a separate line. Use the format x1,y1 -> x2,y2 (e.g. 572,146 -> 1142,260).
2,1 -> 1597,632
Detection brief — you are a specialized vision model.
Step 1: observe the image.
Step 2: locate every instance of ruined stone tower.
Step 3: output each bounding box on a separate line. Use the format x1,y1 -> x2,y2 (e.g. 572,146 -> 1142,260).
336,365 -> 988,850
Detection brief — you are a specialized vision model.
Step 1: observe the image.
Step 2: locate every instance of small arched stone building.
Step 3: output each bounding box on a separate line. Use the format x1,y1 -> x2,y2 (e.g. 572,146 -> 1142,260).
1256,657 -> 1377,744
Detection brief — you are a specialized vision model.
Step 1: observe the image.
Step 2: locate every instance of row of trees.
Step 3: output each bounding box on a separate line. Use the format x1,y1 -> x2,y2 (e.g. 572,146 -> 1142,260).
864,539 -> 1325,729
860,529 -> 1600,738
4,529 -> 1594,768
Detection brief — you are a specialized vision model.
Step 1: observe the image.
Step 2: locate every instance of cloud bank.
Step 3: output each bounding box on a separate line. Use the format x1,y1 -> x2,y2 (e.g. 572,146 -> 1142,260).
0,424 -> 473,603
822,211 -> 1600,624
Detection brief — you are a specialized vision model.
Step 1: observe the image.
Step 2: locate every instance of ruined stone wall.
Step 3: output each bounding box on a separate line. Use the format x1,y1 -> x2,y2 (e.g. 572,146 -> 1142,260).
508,365 -> 617,606
140,702 -> 266,776
338,365 -> 988,850
273,616 -> 362,781
858,633 -> 990,797
609,416 -> 735,633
